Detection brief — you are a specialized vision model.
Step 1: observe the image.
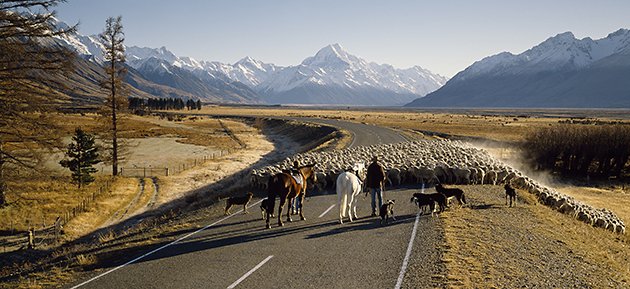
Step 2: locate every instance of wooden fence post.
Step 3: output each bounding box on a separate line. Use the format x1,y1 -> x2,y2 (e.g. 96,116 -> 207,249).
27,228 -> 34,249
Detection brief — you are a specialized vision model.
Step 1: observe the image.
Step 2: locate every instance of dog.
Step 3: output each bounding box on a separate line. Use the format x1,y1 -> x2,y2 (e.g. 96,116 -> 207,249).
435,184 -> 466,207
260,198 -> 275,219
504,183 -> 517,207
379,200 -> 396,224
224,192 -> 254,215
411,193 -> 447,216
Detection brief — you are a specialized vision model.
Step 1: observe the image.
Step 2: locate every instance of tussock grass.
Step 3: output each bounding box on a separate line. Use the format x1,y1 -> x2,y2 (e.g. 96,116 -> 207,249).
442,185 -> 630,288
97,230 -> 117,244
0,176 -> 111,232
63,178 -> 139,238
75,254 -> 97,266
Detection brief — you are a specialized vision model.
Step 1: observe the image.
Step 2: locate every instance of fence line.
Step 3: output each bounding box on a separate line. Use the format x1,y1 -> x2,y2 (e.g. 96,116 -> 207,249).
2,148 -> 239,253
119,148 -> 234,177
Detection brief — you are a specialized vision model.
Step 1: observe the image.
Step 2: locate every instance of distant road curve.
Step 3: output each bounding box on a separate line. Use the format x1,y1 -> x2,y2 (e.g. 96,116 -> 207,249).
293,117 -> 411,147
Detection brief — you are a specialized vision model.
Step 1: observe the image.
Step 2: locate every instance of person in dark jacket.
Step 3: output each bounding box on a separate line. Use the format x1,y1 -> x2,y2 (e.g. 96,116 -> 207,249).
365,156 -> 386,216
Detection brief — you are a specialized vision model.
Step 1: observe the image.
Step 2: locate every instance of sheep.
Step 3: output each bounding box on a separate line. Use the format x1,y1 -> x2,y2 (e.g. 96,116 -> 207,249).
250,139 -> 625,234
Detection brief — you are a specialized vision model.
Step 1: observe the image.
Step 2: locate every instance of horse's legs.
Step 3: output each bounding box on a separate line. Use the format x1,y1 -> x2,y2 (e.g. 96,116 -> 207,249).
266,195 -> 276,229
285,197 -> 293,223
347,195 -> 353,223
277,196 -> 286,227
299,193 -> 306,221
338,193 -> 345,224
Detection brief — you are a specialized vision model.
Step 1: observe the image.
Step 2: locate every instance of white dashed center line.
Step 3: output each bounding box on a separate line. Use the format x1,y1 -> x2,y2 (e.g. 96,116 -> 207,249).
226,255 -> 274,289
318,204 -> 336,218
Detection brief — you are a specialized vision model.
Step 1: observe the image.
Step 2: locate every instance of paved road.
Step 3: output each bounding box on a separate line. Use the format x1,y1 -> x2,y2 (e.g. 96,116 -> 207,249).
66,118 -> 444,289
295,117 -> 411,147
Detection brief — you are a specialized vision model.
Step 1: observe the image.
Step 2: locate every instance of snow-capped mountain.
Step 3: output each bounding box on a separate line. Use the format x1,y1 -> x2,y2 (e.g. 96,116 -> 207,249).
133,57 -> 259,103
51,15 -> 447,105
201,57 -> 283,87
407,29 -> 630,108
256,44 -> 448,105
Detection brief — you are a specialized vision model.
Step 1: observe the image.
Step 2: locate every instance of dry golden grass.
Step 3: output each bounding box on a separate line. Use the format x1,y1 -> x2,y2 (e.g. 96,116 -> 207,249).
1,113 -> 250,236
62,178 -> 139,239
0,176 -> 111,232
194,106 -> 630,143
75,254 -> 97,266
442,185 -> 630,288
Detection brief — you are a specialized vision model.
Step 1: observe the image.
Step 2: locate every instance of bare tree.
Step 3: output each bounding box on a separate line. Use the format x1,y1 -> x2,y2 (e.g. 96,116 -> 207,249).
99,16 -> 126,176
0,0 -> 76,206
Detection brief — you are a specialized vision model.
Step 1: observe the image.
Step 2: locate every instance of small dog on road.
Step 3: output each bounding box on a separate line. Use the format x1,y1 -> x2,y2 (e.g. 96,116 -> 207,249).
224,192 -> 254,215
260,198 -> 275,219
380,199 -> 396,225
435,184 -> 467,207
411,193 -> 447,216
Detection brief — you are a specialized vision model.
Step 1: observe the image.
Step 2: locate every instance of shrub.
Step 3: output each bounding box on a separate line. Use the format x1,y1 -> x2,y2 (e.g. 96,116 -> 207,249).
522,124 -> 630,178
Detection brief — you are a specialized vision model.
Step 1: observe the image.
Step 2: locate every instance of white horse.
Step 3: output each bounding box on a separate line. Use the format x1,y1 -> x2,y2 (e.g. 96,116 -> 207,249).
336,162 -> 365,224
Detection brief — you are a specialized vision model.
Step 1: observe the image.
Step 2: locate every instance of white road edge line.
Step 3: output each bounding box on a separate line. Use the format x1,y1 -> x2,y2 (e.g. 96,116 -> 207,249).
226,255 -> 274,289
70,199 -> 264,289
318,204 -> 336,218
394,212 -> 421,289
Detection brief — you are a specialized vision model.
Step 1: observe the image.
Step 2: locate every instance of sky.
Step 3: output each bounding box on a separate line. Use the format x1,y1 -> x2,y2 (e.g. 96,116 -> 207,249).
55,0 -> 630,78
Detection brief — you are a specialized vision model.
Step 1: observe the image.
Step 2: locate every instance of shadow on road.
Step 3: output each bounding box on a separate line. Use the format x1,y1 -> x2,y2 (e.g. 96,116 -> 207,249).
78,210 -> 420,271
305,214 -> 417,239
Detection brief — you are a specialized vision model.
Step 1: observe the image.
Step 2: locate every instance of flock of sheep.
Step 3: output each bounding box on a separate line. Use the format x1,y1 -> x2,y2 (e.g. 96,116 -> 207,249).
250,139 -> 625,234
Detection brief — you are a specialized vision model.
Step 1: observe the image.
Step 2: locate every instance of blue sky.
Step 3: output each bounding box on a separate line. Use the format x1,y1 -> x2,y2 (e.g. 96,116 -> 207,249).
55,0 -> 630,77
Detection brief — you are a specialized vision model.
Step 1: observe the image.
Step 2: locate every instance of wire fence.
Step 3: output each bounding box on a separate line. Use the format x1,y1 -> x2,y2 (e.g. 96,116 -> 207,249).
0,179 -> 113,253
1,148 -> 236,253
119,148 -> 234,177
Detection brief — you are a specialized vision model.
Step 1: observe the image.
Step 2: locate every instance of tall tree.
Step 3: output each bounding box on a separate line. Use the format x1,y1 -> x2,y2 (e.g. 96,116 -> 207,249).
0,0 -> 76,206
59,128 -> 101,188
99,16 -> 126,176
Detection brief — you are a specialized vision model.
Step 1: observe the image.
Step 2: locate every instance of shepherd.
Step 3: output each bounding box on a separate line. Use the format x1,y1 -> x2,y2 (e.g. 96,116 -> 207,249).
365,156 -> 386,217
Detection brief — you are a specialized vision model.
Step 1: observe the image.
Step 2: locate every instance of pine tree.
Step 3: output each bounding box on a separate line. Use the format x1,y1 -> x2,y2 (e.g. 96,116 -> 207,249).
60,128 -> 101,188
99,16 -> 126,176
0,0 -> 76,206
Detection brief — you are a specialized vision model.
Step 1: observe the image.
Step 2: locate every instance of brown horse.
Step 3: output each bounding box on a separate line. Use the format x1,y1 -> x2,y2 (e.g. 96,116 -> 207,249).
266,163 -> 317,229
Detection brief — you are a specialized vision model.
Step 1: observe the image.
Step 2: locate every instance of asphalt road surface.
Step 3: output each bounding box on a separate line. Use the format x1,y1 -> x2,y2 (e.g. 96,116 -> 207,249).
66,119 -> 444,289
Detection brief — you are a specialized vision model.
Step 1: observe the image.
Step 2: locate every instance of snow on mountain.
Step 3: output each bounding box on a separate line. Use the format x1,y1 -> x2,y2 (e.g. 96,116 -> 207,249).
201,57 -> 283,87
407,28 -> 630,108
48,15 -> 447,106
256,44 -> 448,105
458,29 -> 630,80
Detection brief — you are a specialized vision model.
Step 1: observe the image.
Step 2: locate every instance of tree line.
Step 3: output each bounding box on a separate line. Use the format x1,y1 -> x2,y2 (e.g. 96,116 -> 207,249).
522,124 -> 630,179
128,97 -> 202,111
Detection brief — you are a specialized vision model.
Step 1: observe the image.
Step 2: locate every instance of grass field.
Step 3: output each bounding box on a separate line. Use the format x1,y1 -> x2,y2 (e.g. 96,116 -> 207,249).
0,113 -> 254,241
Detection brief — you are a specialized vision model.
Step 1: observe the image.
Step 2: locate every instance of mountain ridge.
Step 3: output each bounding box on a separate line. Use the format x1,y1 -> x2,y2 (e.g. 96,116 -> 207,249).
407,28 -> 630,108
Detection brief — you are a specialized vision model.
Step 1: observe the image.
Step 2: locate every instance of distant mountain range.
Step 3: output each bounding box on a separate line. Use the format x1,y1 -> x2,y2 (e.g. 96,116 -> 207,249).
52,17 -> 447,106
123,44 -> 447,105
407,29 -> 630,108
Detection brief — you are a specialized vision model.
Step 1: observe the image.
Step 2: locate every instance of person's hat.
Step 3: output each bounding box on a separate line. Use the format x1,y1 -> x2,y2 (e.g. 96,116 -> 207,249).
372,156 -> 379,162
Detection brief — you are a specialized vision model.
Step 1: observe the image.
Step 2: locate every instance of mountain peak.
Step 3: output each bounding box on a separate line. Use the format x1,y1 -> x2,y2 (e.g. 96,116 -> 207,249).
316,43 -> 346,58
302,43 -> 355,67
235,56 -> 259,65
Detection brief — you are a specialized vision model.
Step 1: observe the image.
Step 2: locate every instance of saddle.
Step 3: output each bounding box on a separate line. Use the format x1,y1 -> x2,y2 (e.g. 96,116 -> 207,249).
289,171 -> 304,186
291,173 -> 303,186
